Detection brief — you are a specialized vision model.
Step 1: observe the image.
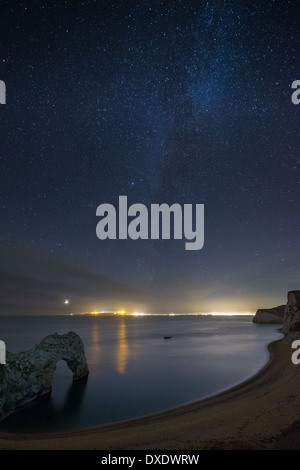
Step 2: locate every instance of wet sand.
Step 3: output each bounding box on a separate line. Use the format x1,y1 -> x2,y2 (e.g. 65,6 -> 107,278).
0,337 -> 299,450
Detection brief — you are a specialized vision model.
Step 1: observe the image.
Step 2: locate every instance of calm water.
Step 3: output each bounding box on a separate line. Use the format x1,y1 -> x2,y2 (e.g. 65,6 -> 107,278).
0,314 -> 282,433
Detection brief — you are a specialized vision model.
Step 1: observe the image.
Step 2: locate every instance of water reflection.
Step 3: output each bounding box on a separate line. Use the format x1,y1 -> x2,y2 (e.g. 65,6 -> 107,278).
116,318 -> 128,374
0,365 -> 88,433
52,374 -> 89,420
0,316 -> 282,433
89,318 -> 101,366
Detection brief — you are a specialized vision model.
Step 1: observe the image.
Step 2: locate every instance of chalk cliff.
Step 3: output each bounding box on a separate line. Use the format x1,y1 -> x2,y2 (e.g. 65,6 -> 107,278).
253,290 -> 300,334
0,331 -> 89,422
283,290 -> 300,333
252,305 -> 285,324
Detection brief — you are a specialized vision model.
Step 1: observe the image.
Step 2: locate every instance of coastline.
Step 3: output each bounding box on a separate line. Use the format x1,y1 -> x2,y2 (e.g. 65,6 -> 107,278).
0,336 -> 299,450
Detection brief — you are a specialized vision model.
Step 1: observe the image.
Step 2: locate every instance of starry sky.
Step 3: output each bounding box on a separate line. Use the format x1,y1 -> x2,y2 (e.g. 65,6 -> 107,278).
0,0 -> 299,315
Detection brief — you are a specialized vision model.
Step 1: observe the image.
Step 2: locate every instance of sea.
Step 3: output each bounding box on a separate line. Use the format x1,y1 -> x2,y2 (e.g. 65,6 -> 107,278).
0,314 -> 282,433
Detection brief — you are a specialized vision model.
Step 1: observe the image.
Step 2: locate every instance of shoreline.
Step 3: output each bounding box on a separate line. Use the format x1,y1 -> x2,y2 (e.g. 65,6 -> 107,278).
0,336 -> 299,450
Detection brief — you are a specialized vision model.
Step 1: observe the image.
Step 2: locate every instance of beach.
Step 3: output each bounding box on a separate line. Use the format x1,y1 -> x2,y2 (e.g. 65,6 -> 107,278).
0,336 -> 299,450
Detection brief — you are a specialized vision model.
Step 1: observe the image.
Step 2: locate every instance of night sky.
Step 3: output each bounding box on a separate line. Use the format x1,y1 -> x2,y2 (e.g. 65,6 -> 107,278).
0,0 -> 299,315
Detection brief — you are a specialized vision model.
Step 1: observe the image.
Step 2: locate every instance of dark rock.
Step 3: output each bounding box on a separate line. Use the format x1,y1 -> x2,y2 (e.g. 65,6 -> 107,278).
283,291 -> 300,333
0,331 -> 89,422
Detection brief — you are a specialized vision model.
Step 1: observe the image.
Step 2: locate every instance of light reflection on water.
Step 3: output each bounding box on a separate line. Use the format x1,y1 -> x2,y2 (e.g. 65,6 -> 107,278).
116,318 -> 128,374
89,317 -> 101,368
0,315 -> 282,433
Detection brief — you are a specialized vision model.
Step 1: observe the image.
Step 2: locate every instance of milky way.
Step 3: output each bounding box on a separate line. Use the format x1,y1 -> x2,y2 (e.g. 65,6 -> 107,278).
0,1 -> 299,314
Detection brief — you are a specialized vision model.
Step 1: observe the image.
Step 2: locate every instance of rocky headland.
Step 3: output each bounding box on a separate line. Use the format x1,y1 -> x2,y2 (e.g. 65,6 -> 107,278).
253,290 -> 300,333
283,291 -> 300,333
252,305 -> 285,324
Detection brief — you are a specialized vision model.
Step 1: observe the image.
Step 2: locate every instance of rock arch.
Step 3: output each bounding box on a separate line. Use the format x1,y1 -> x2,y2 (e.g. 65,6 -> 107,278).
0,331 -> 89,422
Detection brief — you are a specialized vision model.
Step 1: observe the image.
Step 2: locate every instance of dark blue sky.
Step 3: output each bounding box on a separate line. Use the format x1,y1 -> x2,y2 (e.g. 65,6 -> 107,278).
0,0 -> 299,314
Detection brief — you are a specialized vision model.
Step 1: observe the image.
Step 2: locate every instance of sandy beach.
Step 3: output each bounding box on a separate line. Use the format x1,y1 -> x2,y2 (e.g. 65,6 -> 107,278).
0,335 -> 299,450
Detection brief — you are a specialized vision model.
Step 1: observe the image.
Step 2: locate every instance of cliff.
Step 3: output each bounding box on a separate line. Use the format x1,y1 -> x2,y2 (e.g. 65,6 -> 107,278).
283,291 -> 300,333
253,291 -> 300,333
252,305 -> 285,324
0,331 -> 89,422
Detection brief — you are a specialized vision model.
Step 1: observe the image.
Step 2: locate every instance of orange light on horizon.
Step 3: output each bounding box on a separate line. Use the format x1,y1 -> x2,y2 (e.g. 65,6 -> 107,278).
79,310 -> 254,317
209,312 -> 254,316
